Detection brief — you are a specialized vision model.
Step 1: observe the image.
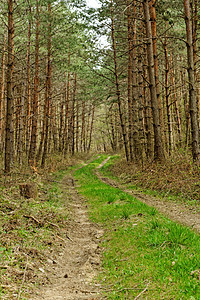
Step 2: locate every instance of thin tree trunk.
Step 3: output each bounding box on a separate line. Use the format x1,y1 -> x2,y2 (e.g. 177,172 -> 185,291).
163,26 -> 173,155
76,98 -> 79,152
69,73 -> 76,155
111,0 -> 129,161
149,0 -> 163,129
137,5 -> 145,161
143,38 -> 153,159
127,0 -> 133,160
131,0 -> 139,158
87,104 -> 95,152
59,93 -> 64,152
41,2 -> 52,168
26,6 -> 32,155
29,0 -> 39,166
170,53 -> 182,146
5,0 -> 14,173
64,53 -> 70,154
37,62 -> 48,162
143,0 -> 165,161
184,0 -> 200,161
110,106 -> 117,151
0,28 -> 6,153
85,105 -> 91,151
18,73 -> 26,164
81,100 -> 85,152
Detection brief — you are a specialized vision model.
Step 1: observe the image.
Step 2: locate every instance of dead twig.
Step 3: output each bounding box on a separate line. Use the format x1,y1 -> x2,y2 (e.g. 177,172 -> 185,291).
17,256 -> 28,300
56,235 -> 66,243
134,282 -> 150,300
66,233 -> 74,242
23,215 -> 41,224
46,221 -> 60,230
80,289 -> 99,294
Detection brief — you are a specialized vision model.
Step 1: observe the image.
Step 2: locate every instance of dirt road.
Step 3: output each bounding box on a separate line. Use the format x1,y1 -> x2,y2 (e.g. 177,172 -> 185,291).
33,176 -> 103,300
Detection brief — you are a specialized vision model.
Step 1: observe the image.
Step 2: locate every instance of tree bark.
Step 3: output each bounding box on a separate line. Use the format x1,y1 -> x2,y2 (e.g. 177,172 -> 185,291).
111,0 -> 129,161
5,0 -> 14,173
143,0 -> 165,161
64,53 -> 70,154
29,0 -> 40,166
81,100 -> 85,152
0,28 -> 6,153
149,0 -> 163,129
41,2 -> 52,168
127,0 -> 133,160
163,26 -> 173,155
87,104 -> 95,152
76,97 -> 79,152
26,6 -> 32,155
184,0 -> 200,162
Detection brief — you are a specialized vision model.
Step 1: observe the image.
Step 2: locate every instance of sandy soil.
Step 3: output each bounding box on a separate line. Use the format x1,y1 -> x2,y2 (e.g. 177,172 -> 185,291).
32,176 -> 104,300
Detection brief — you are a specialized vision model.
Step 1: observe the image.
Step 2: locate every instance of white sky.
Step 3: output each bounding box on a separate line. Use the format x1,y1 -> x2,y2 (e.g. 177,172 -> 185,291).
86,0 -> 101,8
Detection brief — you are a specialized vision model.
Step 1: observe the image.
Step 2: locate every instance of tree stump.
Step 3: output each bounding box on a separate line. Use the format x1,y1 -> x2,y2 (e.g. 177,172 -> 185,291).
19,183 -> 38,199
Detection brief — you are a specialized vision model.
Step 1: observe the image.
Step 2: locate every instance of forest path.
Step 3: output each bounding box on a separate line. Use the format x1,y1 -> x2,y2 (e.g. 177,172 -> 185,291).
96,159 -> 200,233
33,175 -> 103,300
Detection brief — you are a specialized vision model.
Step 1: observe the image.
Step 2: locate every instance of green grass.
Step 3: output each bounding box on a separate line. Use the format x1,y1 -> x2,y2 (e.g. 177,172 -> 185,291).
100,157 -> 200,211
74,155 -> 200,299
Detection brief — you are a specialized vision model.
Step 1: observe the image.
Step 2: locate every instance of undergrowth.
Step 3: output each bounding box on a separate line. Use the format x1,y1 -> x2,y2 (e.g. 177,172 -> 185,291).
0,153 -> 93,299
74,155 -> 200,299
0,178 -> 68,299
105,153 -> 200,207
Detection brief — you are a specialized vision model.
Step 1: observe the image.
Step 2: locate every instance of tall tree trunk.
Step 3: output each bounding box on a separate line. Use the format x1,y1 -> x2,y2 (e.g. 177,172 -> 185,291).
5,0 -> 14,173
18,74 -> 26,164
87,104 -> 95,152
85,105 -> 91,151
59,93 -> 64,152
41,2 -> 52,168
181,69 -> 190,146
163,26 -> 173,155
64,53 -> 70,154
191,0 -> 199,127
149,0 -> 163,130
131,0 -> 140,158
143,37 -> 153,159
37,61 -> 48,162
110,106 -> 117,151
69,73 -> 76,155
0,28 -> 6,153
76,97 -> 79,152
81,100 -> 85,152
127,0 -> 133,160
184,0 -> 200,161
137,5 -> 145,161
143,0 -> 165,161
26,6 -> 32,155
110,0 -> 129,161
29,0 -> 39,166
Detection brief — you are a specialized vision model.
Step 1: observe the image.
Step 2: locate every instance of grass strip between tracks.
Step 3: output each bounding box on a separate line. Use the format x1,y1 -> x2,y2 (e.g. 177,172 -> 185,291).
74,155 -> 200,300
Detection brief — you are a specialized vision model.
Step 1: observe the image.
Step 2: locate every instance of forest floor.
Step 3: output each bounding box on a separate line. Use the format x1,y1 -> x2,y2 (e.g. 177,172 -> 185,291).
1,154 -> 200,299
32,174 -> 103,300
